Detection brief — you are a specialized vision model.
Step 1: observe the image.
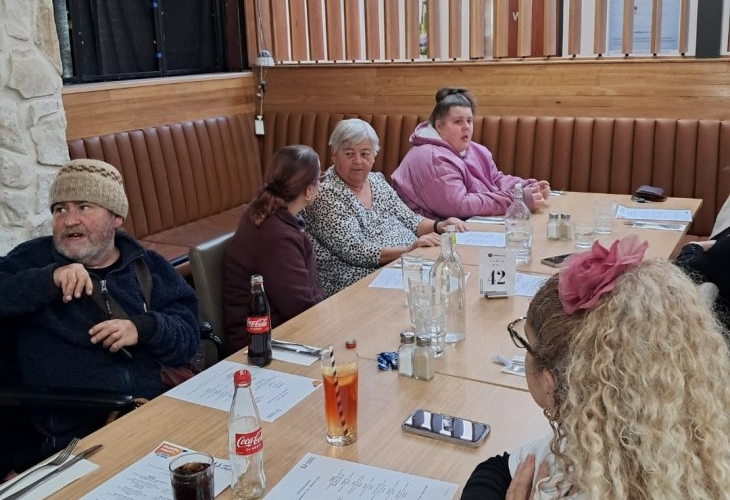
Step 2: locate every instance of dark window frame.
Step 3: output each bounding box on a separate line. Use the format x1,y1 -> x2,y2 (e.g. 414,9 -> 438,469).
54,0 -> 247,85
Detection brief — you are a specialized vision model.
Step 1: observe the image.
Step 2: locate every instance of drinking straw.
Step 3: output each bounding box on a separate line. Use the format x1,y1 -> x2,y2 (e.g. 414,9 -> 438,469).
328,346 -> 349,438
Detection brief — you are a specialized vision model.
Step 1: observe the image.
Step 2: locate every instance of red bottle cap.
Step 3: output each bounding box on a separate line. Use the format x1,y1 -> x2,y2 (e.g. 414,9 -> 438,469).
345,339 -> 357,349
234,369 -> 251,386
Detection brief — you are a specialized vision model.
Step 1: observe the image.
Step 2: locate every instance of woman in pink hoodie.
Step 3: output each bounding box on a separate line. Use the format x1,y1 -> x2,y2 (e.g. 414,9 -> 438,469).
392,88 -> 551,220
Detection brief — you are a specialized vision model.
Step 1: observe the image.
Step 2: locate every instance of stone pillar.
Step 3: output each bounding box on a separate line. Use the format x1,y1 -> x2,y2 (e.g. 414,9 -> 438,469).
0,0 -> 69,254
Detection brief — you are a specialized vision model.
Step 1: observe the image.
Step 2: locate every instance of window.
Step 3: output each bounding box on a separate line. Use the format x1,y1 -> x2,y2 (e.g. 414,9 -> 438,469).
53,0 -> 240,84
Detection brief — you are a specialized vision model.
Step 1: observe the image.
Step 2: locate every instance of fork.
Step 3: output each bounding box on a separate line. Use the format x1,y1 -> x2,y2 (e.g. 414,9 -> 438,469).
0,437 -> 79,496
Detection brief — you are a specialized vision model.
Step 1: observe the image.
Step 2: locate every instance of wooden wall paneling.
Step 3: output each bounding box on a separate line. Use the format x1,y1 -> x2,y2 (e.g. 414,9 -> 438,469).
449,0 -> 463,58
365,0 -> 382,60
509,0 -> 520,57
243,0 -> 258,65
651,0 -> 662,54
593,0 -> 607,55
344,0 -> 362,60
567,0 -> 582,55
427,0 -> 443,59
679,0 -> 690,54
406,0 -> 420,59
270,0 -> 290,61
621,0 -> 633,55
289,0 -> 308,61
63,75 -> 257,140
470,0 -> 487,59
246,0 -> 275,62
261,61 -> 730,120
325,0 -> 344,60
384,1 -> 400,60
518,0 -> 533,57
494,0 -> 510,57
543,0 -> 558,56
530,0 -> 544,56
307,1 -> 326,61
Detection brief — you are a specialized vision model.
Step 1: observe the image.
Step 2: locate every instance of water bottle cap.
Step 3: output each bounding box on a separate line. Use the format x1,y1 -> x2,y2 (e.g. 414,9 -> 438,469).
234,369 -> 252,386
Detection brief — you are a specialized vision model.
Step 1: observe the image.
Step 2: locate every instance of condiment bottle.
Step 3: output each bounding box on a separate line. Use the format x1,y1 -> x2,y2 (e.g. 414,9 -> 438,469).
412,334 -> 435,381
229,369 -> 266,499
505,184 -> 533,265
397,332 -> 416,377
560,213 -> 573,241
547,212 -> 560,240
430,232 -> 466,343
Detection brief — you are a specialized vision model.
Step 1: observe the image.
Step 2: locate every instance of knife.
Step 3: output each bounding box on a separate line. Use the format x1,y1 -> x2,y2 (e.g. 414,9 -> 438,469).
625,221 -> 684,230
271,339 -> 323,357
4,444 -> 103,500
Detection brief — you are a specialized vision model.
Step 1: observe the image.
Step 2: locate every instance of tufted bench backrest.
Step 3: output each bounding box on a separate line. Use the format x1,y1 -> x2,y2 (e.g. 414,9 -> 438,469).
68,113 -> 263,268
263,112 -> 730,237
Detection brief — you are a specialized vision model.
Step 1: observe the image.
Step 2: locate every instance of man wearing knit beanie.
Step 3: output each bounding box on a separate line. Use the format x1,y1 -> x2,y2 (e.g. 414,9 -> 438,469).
0,159 -> 199,477
50,158 -> 130,220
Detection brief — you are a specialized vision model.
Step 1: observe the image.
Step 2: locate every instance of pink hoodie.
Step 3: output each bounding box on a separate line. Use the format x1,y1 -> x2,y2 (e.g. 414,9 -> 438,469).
392,122 -> 538,219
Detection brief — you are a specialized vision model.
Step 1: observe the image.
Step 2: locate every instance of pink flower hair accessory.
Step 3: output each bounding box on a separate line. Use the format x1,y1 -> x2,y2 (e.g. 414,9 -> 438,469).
558,235 -> 648,314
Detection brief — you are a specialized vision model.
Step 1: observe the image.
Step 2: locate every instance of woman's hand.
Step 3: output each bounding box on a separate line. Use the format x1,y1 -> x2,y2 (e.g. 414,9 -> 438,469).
537,180 -> 551,199
505,454 -> 550,500
526,182 -> 550,212
442,217 -> 467,232
411,233 -> 441,250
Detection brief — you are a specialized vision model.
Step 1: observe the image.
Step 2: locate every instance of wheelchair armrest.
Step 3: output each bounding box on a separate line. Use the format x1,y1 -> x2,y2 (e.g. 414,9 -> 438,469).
0,387 -> 135,411
200,321 -> 224,364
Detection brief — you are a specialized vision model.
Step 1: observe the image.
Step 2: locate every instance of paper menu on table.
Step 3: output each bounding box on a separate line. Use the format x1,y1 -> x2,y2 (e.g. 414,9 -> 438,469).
455,231 -> 506,247
515,273 -> 550,297
616,206 -> 692,222
79,442 -> 230,500
165,360 -> 320,422
0,454 -> 98,500
263,453 -> 458,500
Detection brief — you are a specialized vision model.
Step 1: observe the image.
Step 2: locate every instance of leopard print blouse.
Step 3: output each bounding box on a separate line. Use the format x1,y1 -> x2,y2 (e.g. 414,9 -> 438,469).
303,167 -> 422,296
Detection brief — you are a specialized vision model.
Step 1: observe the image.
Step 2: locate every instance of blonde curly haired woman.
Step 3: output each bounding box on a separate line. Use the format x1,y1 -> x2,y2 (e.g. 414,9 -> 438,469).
462,236 -> 730,500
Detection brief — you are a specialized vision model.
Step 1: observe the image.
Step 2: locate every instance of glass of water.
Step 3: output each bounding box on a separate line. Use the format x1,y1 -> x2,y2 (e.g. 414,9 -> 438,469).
505,221 -> 533,265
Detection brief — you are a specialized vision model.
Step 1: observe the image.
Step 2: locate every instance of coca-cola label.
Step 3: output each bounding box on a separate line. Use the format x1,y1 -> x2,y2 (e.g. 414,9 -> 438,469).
235,428 -> 263,455
246,315 -> 270,334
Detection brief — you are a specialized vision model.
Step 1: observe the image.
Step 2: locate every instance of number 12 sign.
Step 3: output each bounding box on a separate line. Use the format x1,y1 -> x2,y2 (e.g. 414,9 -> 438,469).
479,248 -> 516,297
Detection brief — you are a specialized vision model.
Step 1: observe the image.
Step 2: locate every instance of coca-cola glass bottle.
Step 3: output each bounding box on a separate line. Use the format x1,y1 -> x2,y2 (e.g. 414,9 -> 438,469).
246,275 -> 272,367
229,369 -> 266,499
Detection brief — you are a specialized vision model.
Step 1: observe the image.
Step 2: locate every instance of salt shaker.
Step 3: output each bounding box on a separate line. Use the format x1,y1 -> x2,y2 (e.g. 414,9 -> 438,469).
398,331 -> 416,377
560,213 -> 573,241
412,334 -> 435,381
546,212 -> 560,240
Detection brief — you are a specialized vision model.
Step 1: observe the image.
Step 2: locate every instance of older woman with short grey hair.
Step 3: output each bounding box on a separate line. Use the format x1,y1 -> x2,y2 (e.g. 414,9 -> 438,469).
303,118 -> 465,296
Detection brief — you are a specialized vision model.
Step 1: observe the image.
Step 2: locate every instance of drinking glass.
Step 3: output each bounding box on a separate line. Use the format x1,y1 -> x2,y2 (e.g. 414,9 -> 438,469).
573,219 -> 596,249
320,346 -> 358,446
401,253 -> 424,305
169,452 -> 215,500
407,281 -> 445,357
594,202 -> 617,234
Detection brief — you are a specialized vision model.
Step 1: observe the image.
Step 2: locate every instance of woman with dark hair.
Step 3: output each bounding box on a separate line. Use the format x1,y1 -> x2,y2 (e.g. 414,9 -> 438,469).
392,87 -> 551,219
223,145 -> 324,353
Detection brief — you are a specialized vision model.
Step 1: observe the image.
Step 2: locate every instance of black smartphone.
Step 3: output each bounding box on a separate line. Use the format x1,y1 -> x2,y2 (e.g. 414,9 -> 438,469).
540,253 -> 573,268
402,409 -> 490,447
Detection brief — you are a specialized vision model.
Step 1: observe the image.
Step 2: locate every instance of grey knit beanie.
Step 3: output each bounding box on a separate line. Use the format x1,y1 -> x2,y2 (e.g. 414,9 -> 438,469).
50,159 -> 129,219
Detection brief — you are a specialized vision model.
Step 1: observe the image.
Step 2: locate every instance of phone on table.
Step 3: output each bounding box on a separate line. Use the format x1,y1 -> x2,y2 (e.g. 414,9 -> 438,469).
402,409 -> 490,447
540,253 -> 573,268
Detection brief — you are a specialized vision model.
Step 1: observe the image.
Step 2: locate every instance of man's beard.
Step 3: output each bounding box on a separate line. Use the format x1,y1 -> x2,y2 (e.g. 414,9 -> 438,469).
54,225 -> 117,267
